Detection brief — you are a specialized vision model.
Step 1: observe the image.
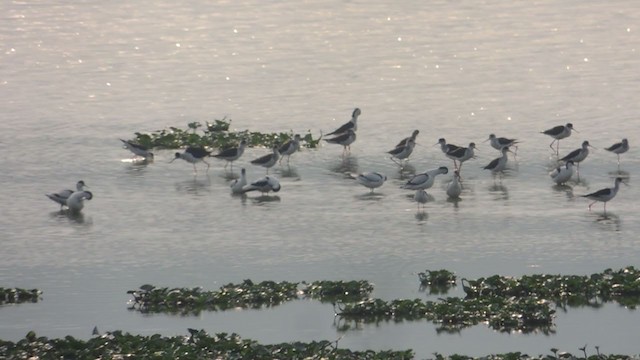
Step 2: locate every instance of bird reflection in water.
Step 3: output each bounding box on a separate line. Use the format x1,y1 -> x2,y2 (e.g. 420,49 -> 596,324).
175,177 -> 211,195
329,155 -> 358,175
589,212 -> 622,232
488,183 -> 508,200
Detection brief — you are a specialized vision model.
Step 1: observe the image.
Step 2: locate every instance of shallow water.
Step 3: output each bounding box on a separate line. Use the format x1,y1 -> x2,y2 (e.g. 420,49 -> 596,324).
1,0 -> 640,357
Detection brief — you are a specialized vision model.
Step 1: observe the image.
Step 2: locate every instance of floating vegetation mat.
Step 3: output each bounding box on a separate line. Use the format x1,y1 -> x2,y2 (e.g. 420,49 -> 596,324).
418,269 -> 457,295
461,266 -> 640,308
128,118 -> 321,150
1,330 -> 637,360
127,280 -> 373,315
0,288 -> 41,305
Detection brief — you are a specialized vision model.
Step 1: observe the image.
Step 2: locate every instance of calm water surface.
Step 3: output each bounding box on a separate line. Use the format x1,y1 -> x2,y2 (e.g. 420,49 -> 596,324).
1,0 -> 639,357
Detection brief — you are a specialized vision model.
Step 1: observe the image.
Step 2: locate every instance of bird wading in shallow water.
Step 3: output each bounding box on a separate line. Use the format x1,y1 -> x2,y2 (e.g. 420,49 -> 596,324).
605,138 -> 629,167
66,190 -> 93,213
242,175 -> 281,195
436,138 -> 462,156
483,146 -> 512,178
354,172 -> 387,193
401,166 -> 449,191
325,108 -> 361,136
446,170 -> 462,199
486,134 -> 519,154
541,123 -> 576,155
560,140 -> 593,174
120,139 -> 154,160
395,130 -> 420,148
582,177 -> 625,214
324,129 -> 356,155
213,139 -> 247,171
446,142 -> 476,172
46,180 -> 88,210
388,138 -> 416,166
171,146 -> 211,174
278,134 -> 301,165
414,189 -> 428,210
250,145 -> 280,174
230,168 -> 248,194
550,161 -> 575,185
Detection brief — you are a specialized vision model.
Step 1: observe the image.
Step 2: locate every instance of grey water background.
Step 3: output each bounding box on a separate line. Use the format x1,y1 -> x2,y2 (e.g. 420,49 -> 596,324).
1,0 -> 639,357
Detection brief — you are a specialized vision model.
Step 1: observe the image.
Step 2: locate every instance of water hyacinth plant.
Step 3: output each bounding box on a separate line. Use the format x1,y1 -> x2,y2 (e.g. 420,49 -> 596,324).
128,118 -> 321,150
418,269 -> 457,295
127,280 -> 374,315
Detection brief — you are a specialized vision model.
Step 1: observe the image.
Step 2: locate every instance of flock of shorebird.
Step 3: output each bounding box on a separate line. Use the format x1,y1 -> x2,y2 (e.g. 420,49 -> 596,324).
46,108 -> 630,214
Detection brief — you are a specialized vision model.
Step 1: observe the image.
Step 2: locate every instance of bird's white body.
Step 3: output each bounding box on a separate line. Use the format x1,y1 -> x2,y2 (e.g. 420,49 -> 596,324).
230,168 -> 248,194
542,123 -> 575,154
172,147 -> 211,173
550,161 -> 575,185
356,172 -> 387,192
46,181 -> 88,209
446,171 -> 462,198
437,138 -> 461,154
242,175 -> 281,194
401,166 -> 449,190
66,190 -> 93,212
446,143 -> 476,170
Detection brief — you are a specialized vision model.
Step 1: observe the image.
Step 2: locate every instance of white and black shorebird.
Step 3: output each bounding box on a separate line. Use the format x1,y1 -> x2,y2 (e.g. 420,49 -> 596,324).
436,138 -> 462,155
549,160 -> 575,185
486,134 -> 519,153
213,139 -> 247,170
170,146 -> 211,173
324,129 -> 356,155
230,168 -> 247,194
242,175 -> 281,195
250,145 -> 280,174
354,171 -> 387,193
120,139 -> 154,160
325,108 -> 361,136
66,190 -> 93,213
605,138 -> 629,166
582,177 -> 624,213
446,142 -> 476,171
46,180 -> 88,210
278,134 -> 301,165
446,170 -> 462,198
541,123 -> 576,155
395,130 -> 420,148
560,140 -> 593,173
483,146 -> 511,176
388,138 -> 416,166
401,166 -> 449,191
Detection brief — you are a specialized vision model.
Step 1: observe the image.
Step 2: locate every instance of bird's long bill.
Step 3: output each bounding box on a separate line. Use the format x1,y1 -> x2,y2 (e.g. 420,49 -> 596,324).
573,128 -> 579,133
482,138 -> 490,142
589,144 -> 597,150
169,157 -> 176,163
432,142 -> 440,147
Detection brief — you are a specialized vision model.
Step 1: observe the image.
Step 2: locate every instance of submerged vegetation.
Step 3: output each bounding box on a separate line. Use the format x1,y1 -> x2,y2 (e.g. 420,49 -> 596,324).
0,288 -> 41,305
129,118 -> 321,150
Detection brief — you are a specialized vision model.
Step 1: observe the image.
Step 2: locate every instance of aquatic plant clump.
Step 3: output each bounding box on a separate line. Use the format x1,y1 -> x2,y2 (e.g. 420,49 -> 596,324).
129,118 -> 321,150
419,269 -> 457,294
302,280 -> 374,302
0,288 -> 41,305
1,330 -> 636,360
461,266 -> 640,308
336,296 -> 555,333
128,280 -> 300,314
128,280 -> 375,314
0,330 -> 413,360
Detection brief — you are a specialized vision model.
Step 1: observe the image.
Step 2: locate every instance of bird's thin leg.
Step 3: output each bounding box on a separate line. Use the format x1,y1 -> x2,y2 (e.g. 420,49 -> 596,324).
588,201 -> 596,211
204,160 -> 210,171
549,140 -> 556,152
390,157 -> 402,166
